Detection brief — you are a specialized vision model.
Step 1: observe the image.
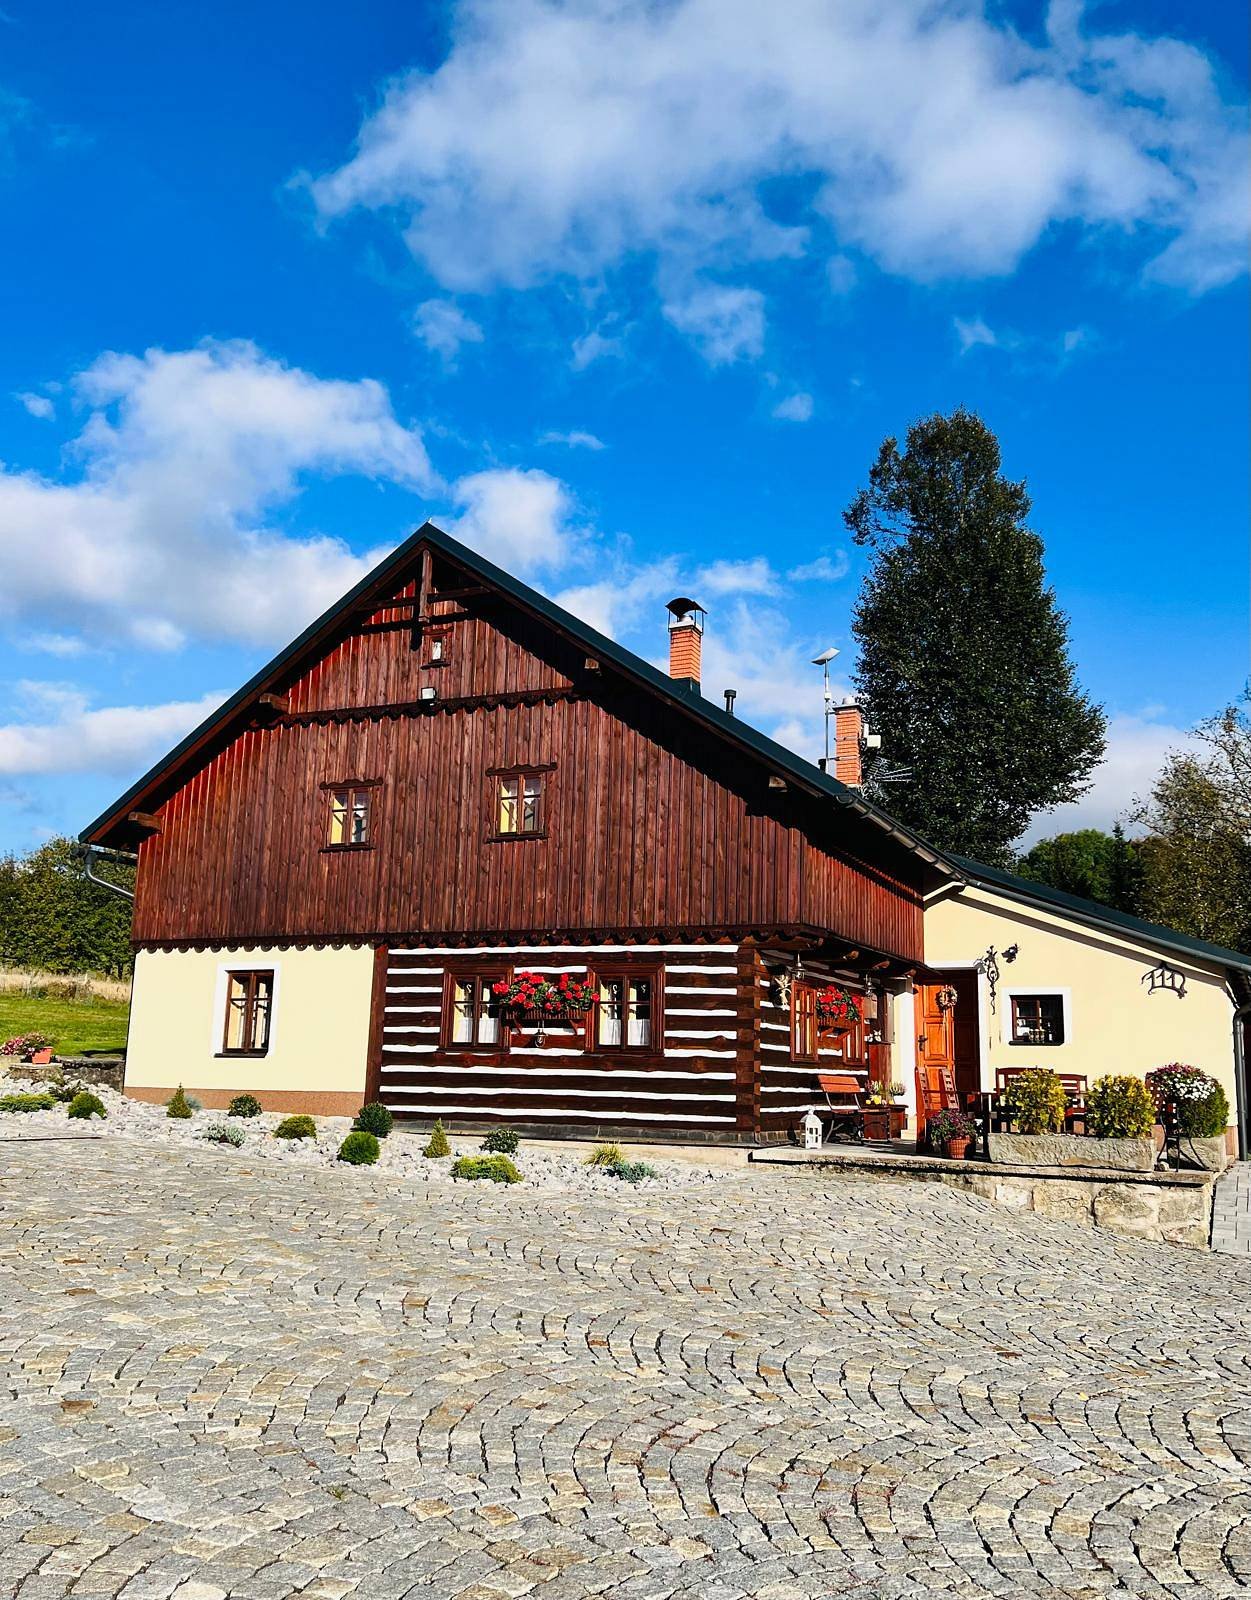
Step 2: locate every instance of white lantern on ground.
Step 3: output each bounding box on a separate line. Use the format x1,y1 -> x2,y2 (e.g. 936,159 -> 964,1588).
803,1110 -> 823,1150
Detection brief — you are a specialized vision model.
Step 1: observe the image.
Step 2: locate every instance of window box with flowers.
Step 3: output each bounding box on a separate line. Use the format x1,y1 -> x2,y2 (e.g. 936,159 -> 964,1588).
815,986 -> 860,1037
492,971 -> 597,1047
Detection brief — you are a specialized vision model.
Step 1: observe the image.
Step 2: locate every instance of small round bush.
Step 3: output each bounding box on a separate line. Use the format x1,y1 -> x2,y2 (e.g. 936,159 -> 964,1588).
354,1102 -> 394,1138
67,1091 -> 106,1120
586,1143 -> 626,1168
1178,1081 -> 1230,1139
227,1093 -> 262,1119
423,1119 -> 451,1158
166,1085 -> 193,1120
1000,1068 -> 1067,1135
452,1154 -> 522,1184
480,1126 -> 519,1155
273,1114 -> 318,1140
1086,1075 -> 1155,1139
607,1159 -> 658,1185
338,1130 -> 380,1165
201,1120 -> 245,1147
0,1091 -> 57,1114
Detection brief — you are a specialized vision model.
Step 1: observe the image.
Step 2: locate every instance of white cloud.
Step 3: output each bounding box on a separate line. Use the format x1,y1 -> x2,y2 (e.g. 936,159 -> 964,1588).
1021,711 -> 1199,843
661,283 -> 765,365
447,466 -> 583,575
694,557 -> 779,597
538,429 -> 605,450
554,558 -> 679,639
787,552 -> 849,583
570,329 -> 623,369
20,632 -> 89,658
0,682 -> 225,777
14,391 -> 53,420
0,340 -> 436,650
310,0 -> 1248,317
772,391 -> 813,423
954,316 -> 1000,354
413,297 -> 484,362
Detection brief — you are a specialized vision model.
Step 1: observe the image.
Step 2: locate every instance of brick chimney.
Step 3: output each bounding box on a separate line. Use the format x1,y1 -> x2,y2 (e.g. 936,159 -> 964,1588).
833,699 -> 864,786
665,598 -> 705,692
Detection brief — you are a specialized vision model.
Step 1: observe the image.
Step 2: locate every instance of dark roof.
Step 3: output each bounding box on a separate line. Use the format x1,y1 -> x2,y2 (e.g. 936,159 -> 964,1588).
80,520 -> 950,866
947,852 -> 1251,974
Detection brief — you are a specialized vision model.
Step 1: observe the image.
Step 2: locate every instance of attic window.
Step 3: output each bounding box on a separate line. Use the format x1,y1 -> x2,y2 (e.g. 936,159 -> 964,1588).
424,628 -> 450,667
325,783 -> 376,848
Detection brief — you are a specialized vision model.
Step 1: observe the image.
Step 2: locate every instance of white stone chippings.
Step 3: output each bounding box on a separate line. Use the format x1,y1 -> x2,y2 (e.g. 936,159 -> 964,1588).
0,1083 -> 730,1190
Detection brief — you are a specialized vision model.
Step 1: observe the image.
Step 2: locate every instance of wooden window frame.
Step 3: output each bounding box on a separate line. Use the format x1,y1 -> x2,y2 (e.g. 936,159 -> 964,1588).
322,779 -> 380,852
486,764 -> 554,843
220,969 -> 274,1057
791,980 -> 819,1063
423,626 -> 452,669
442,967 -> 509,1051
1007,991 -> 1067,1047
589,964 -> 664,1056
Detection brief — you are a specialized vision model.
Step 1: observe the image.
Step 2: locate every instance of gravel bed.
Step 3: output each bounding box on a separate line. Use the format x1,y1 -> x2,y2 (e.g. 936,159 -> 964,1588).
0,1081 -> 724,1190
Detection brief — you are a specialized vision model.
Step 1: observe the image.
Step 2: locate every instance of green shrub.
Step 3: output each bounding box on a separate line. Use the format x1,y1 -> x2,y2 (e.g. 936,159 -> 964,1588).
67,1091 -> 106,1120
166,1085 -> 194,1120
452,1154 -> 522,1184
606,1159 -> 657,1185
338,1130 -> 380,1165
586,1143 -> 626,1168
353,1102 -> 394,1138
274,1115 -> 318,1140
1177,1081 -> 1230,1139
185,1095 -> 203,1112
0,1091 -> 56,1114
50,1078 -> 88,1104
480,1126 -> 519,1154
227,1093 -> 263,1118
423,1119 -> 451,1158
201,1121 -> 245,1147
1000,1068 -> 1067,1135
1085,1075 -> 1155,1139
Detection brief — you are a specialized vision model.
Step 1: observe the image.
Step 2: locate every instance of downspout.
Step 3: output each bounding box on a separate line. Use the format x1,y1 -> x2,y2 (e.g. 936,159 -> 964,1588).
79,842 -> 137,902
1232,984 -> 1251,1162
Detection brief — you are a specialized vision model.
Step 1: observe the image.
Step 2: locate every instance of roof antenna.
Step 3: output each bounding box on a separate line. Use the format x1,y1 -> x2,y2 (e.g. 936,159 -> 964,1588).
723,688 -> 737,716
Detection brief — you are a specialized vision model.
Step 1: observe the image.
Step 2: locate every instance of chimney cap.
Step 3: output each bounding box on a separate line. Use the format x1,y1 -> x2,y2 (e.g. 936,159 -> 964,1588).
666,596 -> 705,630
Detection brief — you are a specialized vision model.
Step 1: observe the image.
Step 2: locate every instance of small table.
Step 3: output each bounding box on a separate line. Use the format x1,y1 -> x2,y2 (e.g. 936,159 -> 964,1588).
863,1105 -> 907,1143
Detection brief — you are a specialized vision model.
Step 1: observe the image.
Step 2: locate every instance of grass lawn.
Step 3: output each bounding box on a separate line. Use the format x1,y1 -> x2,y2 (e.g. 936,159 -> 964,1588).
0,992 -> 130,1056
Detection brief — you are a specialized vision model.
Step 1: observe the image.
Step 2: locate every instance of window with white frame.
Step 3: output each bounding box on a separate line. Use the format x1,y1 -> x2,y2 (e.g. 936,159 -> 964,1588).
1007,992 -> 1066,1046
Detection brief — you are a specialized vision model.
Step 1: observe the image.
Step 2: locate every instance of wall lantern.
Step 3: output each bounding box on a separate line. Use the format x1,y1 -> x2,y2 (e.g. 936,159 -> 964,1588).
1142,963 -> 1187,999
803,1109 -> 823,1150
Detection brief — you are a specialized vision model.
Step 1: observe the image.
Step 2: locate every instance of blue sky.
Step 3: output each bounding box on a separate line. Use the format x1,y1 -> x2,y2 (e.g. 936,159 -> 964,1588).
0,0 -> 1246,853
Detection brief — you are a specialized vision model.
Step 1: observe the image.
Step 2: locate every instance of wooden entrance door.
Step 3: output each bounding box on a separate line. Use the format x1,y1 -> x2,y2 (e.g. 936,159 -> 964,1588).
916,983 -> 957,1136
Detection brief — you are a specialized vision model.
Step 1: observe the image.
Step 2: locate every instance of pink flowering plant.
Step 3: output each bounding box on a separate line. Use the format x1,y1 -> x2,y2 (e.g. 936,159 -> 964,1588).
492,972 -> 597,1015
0,1033 -> 53,1058
1145,1064 -> 1214,1116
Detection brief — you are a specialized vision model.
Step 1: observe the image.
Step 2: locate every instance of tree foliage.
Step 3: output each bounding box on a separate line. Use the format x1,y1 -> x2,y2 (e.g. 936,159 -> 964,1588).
1131,704 -> 1251,952
1017,824 -> 1143,913
846,408 -> 1106,862
0,837 -> 134,977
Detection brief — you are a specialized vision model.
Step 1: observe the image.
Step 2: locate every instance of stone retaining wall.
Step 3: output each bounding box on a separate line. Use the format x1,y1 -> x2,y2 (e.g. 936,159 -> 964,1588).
5,1058 -> 126,1094
750,1147 -> 1216,1249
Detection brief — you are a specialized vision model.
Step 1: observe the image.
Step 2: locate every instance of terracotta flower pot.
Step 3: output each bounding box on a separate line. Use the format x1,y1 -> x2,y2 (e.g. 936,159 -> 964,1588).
30,1049 -> 53,1066
944,1136 -> 972,1161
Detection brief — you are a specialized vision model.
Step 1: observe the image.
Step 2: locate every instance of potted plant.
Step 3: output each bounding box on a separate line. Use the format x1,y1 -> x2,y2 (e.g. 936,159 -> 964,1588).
492,971 -> 597,1046
0,1032 -> 54,1066
927,1106 -> 976,1160
815,985 -> 860,1036
1146,1065 -> 1231,1171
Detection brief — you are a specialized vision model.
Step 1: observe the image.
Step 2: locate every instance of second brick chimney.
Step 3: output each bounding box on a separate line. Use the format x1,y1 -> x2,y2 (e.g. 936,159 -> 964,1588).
833,699 -> 865,786
665,597 -> 705,692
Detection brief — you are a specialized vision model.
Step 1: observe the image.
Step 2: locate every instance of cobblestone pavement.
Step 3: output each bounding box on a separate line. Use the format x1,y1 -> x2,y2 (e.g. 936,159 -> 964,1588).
2,1143 -> 1250,1600
1212,1163 -> 1251,1255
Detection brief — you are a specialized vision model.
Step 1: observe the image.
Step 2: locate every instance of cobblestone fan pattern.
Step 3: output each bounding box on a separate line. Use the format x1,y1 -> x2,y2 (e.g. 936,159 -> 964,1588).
1,1144 -> 1250,1600
1211,1164 -> 1251,1256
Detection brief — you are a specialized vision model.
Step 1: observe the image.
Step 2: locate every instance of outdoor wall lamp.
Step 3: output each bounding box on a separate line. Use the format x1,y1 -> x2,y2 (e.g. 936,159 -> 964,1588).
1003,944 -> 1019,963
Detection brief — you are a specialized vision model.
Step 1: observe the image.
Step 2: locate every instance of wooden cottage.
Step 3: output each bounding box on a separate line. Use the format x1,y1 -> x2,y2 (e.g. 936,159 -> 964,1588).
83,522 -> 1251,1151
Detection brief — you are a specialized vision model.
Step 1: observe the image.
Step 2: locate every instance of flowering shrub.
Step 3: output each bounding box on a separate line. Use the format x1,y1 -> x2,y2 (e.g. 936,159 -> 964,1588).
1148,1066 -> 1229,1138
1000,1068 -> 1067,1135
815,987 -> 860,1028
1085,1075 -> 1154,1139
0,1033 -> 52,1058
492,972 -> 597,1014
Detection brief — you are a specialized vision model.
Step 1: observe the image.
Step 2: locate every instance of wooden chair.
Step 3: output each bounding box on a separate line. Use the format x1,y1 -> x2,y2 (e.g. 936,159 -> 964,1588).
817,1072 -> 865,1144
993,1066 -> 1088,1131
916,1062 -> 959,1131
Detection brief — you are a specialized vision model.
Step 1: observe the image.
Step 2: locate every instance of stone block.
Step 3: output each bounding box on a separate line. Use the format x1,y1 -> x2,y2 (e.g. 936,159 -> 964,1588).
1029,1181 -> 1095,1226
1092,1183 -> 1161,1236
987,1131 -> 1156,1172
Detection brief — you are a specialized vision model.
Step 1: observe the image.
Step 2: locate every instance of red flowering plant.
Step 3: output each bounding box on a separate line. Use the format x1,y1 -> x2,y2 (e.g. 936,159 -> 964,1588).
491,972 -> 597,1016
815,986 -> 860,1029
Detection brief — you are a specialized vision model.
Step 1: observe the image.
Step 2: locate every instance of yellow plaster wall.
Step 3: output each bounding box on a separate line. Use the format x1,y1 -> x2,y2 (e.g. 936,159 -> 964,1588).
924,886 -> 1238,1124
124,945 -> 376,1114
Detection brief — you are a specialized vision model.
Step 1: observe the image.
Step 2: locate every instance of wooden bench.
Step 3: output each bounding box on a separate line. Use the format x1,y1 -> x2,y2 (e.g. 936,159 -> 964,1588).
817,1072 -> 865,1144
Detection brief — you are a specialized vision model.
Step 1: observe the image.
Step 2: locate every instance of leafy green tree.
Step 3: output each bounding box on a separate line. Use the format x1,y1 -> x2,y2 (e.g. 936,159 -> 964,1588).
846,408 -> 1106,862
1017,824 -> 1143,912
0,837 -> 134,977
1132,704 -> 1251,952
